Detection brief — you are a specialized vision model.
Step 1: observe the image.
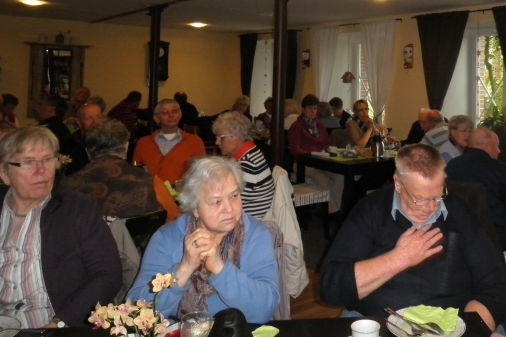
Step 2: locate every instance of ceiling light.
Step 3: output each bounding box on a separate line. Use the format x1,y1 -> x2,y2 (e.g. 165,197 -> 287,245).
21,0 -> 46,5
188,22 -> 207,28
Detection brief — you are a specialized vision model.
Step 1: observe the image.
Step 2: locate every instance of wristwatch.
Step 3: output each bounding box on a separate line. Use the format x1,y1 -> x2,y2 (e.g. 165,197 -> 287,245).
52,318 -> 66,328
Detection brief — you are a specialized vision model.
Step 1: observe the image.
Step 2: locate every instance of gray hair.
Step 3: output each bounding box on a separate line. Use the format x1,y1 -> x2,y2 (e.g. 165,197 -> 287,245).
232,95 -> 250,110
0,126 -> 59,171
154,99 -> 179,115
212,111 -> 253,141
395,144 -> 445,180
448,115 -> 474,131
87,96 -> 107,112
85,119 -> 130,160
179,156 -> 245,213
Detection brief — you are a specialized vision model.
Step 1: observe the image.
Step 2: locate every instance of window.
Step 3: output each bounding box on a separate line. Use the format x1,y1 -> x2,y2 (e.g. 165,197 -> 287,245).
477,34 -> 503,123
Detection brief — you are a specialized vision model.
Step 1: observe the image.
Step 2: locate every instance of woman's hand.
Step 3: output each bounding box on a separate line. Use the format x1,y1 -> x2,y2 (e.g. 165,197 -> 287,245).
176,228 -> 215,287
201,233 -> 226,275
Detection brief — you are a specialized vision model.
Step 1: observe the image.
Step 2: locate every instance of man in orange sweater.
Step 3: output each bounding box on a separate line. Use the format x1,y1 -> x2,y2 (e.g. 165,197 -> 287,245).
133,99 -> 206,184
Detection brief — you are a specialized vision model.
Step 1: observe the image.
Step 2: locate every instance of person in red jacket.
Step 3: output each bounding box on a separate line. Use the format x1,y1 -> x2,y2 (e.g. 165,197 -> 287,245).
133,99 -> 206,185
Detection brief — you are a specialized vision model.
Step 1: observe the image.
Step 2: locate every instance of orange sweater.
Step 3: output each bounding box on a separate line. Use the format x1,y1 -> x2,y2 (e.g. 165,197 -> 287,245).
133,130 -> 206,184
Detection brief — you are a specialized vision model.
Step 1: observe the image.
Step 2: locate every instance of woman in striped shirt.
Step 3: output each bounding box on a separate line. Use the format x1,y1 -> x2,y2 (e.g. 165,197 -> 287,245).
213,112 -> 274,219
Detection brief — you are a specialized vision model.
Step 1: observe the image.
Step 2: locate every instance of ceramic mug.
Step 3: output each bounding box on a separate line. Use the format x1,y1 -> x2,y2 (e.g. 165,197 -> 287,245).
350,319 -> 380,337
383,150 -> 392,158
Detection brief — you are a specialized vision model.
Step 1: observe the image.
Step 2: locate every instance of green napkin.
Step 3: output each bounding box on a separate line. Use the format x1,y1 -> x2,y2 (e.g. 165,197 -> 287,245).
164,181 -> 179,200
252,325 -> 279,337
404,305 -> 459,332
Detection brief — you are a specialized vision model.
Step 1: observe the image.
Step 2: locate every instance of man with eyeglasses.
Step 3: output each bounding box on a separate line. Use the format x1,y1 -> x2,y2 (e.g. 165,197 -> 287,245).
60,102 -> 106,175
133,99 -> 205,185
320,144 -> 506,333
346,99 -> 377,148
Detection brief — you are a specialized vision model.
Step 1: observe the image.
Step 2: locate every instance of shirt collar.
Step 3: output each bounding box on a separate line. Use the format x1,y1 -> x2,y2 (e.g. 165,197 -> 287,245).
156,128 -> 181,141
233,140 -> 256,161
391,188 -> 448,229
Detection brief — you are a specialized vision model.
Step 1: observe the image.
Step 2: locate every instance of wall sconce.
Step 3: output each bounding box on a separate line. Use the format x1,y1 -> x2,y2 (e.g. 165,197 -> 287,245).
302,49 -> 310,69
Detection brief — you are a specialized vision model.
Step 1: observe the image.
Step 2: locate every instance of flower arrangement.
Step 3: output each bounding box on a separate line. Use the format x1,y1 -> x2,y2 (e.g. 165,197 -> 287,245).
57,154 -> 72,180
89,273 -> 176,336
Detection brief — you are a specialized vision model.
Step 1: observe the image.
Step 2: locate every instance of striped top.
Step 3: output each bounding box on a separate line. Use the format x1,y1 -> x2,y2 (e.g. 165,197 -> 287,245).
235,141 -> 275,219
420,123 -> 449,148
0,191 -> 53,328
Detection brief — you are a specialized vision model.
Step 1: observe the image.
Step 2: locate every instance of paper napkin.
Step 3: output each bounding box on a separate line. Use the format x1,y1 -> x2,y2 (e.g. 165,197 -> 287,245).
252,325 -> 280,337
404,305 -> 459,332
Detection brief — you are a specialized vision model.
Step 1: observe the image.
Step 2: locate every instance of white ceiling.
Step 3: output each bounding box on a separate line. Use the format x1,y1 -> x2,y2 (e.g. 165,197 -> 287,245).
1,0 -> 506,32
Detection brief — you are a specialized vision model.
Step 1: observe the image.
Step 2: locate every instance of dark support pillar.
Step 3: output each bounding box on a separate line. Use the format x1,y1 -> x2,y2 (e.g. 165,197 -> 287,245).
271,0 -> 288,168
147,5 -> 166,131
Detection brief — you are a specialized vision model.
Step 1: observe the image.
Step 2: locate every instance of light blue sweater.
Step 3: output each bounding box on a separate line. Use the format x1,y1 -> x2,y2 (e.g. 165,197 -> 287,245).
127,213 -> 280,324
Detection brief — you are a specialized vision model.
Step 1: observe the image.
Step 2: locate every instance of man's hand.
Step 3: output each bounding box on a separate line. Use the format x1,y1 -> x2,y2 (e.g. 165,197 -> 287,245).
355,225 -> 443,299
394,225 -> 443,268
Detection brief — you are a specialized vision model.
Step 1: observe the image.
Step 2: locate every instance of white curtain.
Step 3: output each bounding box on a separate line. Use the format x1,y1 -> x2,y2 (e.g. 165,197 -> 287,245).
310,26 -> 340,101
360,20 -> 397,124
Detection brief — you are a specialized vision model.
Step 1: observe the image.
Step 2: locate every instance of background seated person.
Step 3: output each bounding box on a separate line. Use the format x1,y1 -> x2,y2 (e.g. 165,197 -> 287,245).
60,102 -> 106,175
346,99 -> 376,148
0,127 -> 122,328
213,112 -> 274,219
288,94 -> 343,218
284,99 -> 299,130
33,95 -> 72,148
329,96 -> 352,128
317,101 -> 340,129
61,119 -> 161,218
255,97 -> 273,130
438,115 -> 474,163
127,156 -> 280,324
1,93 -> 19,127
401,108 -> 429,146
133,98 -> 206,185
419,109 -> 448,148
320,144 -> 506,332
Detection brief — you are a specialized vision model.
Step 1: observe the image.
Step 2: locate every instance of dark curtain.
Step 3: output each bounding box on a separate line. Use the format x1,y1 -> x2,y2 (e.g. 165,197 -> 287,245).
239,33 -> 258,97
493,6 -> 506,69
416,11 -> 468,110
286,30 -> 298,98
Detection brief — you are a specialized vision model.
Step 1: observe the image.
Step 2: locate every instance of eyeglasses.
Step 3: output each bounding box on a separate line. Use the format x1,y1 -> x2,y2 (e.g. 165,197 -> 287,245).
8,156 -> 59,171
156,109 -> 181,117
81,115 -> 105,122
401,182 -> 448,206
215,134 -> 234,142
455,128 -> 471,134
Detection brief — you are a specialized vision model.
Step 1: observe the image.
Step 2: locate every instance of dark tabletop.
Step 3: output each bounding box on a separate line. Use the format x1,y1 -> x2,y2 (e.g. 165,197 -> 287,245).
16,312 -> 491,337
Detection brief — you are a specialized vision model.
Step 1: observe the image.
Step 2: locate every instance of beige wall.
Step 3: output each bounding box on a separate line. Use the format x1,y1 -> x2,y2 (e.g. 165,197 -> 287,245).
0,15 -> 241,126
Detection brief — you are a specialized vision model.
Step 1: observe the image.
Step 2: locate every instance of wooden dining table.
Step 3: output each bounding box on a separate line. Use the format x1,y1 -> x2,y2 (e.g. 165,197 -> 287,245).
296,154 -> 396,217
15,312 -> 491,337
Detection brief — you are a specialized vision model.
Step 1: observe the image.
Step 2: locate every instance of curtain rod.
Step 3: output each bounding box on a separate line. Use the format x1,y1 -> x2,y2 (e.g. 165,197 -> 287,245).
238,29 -> 302,37
412,6 -> 495,18
339,18 -> 402,27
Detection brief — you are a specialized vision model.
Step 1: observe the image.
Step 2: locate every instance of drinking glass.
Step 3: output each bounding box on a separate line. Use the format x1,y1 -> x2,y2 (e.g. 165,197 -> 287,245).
180,311 -> 214,337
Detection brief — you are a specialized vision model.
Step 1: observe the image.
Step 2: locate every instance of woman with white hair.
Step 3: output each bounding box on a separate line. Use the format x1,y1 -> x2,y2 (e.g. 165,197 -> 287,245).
438,115 -> 474,163
127,156 -> 280,323
212,112 -> 274,219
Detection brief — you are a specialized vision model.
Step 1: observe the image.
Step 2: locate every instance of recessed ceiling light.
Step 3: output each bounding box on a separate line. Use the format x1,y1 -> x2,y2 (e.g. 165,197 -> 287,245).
188,22 -> 207,28
21,0 -> 46,5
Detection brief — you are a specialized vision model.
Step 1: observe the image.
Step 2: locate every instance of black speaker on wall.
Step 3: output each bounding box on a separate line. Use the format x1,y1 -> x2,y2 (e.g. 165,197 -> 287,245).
148,41 -> 170,81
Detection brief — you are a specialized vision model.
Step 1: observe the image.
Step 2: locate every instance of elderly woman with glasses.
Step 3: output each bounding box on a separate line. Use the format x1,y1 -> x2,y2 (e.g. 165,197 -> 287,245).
438,115 -> 474,163
0,126 -> 121,328
127,156 -> 280,323
212,112 -> 274,219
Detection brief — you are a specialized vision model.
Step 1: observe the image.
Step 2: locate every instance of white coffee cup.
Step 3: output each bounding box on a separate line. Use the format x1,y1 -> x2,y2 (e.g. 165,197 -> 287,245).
383,150 -> 392,158
351,319 -> 380,337
328,146 -> 338,153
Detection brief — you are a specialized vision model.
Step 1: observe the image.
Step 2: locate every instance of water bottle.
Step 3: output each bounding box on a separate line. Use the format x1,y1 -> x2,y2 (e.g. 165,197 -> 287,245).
372,135 -> 384,158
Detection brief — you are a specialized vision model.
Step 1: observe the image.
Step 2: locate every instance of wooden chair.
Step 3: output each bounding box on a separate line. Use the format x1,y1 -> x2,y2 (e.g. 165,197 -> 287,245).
123,209 -> 168,253
330,128 -> 349,148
